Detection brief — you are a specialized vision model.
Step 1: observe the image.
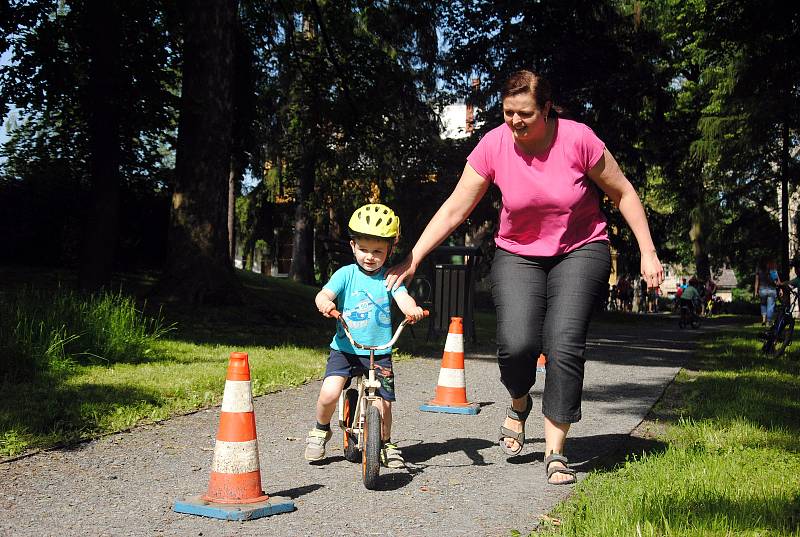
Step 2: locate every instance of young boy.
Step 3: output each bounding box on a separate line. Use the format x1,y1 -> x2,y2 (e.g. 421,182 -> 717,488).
306,203 -> 424,468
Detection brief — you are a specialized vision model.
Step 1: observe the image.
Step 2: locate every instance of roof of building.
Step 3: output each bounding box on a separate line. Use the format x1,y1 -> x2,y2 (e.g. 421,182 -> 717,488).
714,267 -> 738,289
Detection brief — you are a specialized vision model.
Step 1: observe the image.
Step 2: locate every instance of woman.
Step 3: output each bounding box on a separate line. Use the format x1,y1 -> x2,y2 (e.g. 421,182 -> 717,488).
385,70 -> 663,485
755,256 -> 779,326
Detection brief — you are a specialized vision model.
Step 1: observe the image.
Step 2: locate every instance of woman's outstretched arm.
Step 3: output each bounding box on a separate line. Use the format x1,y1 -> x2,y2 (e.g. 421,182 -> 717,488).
384,163 -> 489,291
587,148 -> 664,289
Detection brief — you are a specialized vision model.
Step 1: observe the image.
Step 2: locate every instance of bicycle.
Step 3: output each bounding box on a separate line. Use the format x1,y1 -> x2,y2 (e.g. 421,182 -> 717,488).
762,284 -> 798,357
331,308 -> 428,489
678,299 -> 701,329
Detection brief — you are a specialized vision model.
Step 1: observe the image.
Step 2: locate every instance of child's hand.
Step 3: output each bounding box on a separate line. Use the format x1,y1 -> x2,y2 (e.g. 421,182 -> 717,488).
318,300 -> 336,317
404,306 -> 425,323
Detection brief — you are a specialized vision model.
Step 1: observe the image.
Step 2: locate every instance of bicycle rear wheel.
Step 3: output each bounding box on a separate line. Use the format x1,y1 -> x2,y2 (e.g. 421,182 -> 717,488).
342,388 -> 360,463
362,404 -> 382,490
774,316 -> 795,357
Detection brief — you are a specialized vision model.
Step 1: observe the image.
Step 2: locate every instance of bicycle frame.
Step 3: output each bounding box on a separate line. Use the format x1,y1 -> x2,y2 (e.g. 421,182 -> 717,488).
763,285 -> 798,356
678,299 -> 701,329
329,308 -> 428,488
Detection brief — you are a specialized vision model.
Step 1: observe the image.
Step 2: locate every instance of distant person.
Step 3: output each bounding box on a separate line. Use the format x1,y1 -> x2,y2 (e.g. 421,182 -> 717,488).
673,282 -> 684,312
307,204 -> 424,468
609,284 -> 619,310
705,277 -> 717,298
639,277 -> 648,312
755,256 -> 779,326
680,276 -> 701,317
384,70 -> 663,485
618,275 -> 632,312
649,284 -> 660,313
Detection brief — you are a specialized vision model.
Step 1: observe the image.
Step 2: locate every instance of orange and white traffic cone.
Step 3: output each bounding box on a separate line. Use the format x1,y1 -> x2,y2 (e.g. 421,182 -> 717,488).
536,353 -> 547,375
419,317 -> 480,415
174,352 -> 295,520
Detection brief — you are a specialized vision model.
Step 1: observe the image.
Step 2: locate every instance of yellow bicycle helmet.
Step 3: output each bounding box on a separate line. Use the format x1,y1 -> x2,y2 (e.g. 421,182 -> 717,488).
348,203 -> 400,241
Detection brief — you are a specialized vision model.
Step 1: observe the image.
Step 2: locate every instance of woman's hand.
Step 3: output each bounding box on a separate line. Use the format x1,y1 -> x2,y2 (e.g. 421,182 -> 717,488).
384,254 -> 417,292
640,250 -> 664,289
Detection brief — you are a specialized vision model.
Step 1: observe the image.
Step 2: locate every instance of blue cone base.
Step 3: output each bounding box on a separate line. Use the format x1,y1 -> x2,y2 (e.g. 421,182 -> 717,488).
173,495 -> 295,521
419,402 -> 480,415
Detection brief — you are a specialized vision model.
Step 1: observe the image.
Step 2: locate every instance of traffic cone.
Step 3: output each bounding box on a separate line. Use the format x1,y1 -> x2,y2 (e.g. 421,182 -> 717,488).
536,354 -> 547,375
419,317 -> 480,415
173,352 -> 295,521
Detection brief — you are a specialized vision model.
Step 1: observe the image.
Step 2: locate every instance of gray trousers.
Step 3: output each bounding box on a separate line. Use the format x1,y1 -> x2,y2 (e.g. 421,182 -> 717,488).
490,241 -> 611,423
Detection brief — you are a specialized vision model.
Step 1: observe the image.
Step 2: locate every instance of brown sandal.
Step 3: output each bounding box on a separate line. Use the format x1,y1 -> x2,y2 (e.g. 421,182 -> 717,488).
499,394 -> 533,456
545,453 -> 577,485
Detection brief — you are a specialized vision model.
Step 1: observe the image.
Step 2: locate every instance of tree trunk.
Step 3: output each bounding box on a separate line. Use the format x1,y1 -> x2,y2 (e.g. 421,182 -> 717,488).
158,0 -> 240,305
689,181 -> 711,281
78,0 -> 122,290
289,151 -> 316,284
780,121 -> 790,278
228,159 -> 237,263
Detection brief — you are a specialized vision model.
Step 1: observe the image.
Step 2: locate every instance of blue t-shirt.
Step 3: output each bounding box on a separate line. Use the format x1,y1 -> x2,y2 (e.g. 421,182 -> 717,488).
324,264 -> 408,355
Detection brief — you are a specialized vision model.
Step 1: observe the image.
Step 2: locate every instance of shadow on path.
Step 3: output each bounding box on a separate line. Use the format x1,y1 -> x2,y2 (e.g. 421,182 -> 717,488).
403,437 -> 495,467
270,483 -> 325,499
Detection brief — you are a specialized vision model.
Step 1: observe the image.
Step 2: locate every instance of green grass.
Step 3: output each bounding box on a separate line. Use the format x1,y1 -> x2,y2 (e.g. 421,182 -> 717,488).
538,321 -> 800,537
0,269 -> 433,457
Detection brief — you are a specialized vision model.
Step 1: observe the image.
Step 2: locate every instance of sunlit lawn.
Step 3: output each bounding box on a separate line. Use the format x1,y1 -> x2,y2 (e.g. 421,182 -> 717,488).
0,269 -> 434,457
537,321 -> 800,537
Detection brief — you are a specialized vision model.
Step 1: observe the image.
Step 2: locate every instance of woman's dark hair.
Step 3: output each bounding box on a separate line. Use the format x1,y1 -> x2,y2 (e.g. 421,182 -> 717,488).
501,70 -> 561,119
758,255 -> 774,271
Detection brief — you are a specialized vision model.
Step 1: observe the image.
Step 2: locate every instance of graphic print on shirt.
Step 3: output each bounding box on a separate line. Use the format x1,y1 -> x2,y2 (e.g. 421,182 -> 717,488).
344,290 -> 392,330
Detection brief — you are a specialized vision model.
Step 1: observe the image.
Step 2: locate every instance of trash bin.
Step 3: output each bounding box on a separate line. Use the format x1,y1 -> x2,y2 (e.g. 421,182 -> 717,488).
428,245 -> 481,343
433,264 -> 475,342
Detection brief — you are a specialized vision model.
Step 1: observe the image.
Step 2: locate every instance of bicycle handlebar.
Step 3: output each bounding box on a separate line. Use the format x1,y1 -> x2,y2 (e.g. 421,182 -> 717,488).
330,309 -> 429,351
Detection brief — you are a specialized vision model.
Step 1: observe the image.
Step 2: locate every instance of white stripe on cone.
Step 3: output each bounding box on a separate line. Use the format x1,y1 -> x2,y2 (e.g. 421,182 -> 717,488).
211,439 -> 261,474
220,380 -> 254,413
436,367 -> 466,388
444,333 -> 464,353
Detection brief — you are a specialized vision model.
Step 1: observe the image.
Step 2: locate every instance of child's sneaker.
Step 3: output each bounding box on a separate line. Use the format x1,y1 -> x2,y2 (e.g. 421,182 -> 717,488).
381,442 -> 405,469
304,428 -> 333,461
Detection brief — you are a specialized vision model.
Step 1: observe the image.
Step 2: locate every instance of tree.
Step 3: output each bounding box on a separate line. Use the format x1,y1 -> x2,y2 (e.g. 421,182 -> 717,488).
1,1 -> 180,275
692,0 -> 800,277
645,0 -> 800,280
77,0 -> 123,289
158,0 -> 241,304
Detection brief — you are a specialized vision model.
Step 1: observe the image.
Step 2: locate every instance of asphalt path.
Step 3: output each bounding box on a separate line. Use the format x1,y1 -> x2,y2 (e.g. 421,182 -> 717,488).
1,315 -> 697,537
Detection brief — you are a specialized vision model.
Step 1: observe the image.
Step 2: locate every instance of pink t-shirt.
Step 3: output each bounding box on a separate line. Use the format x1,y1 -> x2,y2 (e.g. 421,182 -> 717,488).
467,118 -> 609,256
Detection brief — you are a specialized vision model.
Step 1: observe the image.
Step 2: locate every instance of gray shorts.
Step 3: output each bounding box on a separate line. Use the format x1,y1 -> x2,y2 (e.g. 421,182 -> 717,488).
324,349 -> 396,401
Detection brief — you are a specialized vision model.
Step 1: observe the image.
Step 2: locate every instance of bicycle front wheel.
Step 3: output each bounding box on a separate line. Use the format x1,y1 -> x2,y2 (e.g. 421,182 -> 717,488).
762,315 -> 782,355
362,404 -> 382,490
774,316 -> 795,357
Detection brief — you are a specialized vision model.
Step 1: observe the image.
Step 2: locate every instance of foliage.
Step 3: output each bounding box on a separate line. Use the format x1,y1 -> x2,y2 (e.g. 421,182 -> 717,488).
0,0 -> 180,268
0,0 -> 797,295
0,287 -> 172,383
639,0 -> 800,278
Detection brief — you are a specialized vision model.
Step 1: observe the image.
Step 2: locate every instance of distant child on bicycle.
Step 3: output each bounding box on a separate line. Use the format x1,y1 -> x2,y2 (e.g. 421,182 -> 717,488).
306,203 -> 424,469
679,277 -> 701,314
